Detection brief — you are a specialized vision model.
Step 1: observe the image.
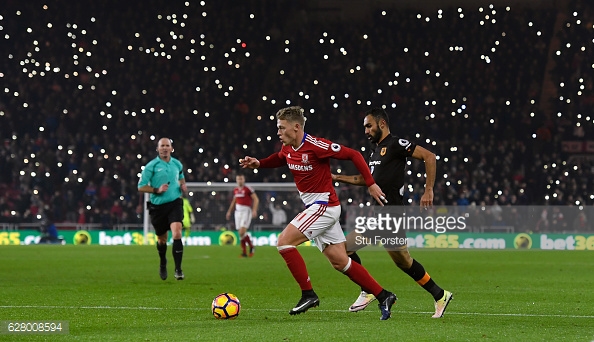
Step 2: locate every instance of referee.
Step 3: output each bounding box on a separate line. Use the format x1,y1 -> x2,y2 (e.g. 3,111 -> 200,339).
138,137 -> 188,280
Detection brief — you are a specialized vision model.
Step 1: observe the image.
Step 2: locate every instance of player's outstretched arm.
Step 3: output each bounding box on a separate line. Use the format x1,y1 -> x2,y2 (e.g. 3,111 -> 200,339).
334,146 -> 387,206
244,152 -> 287,169
331,173 -> 366,186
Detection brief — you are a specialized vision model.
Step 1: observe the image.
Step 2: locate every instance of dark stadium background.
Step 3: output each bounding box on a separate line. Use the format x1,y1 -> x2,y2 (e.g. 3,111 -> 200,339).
0,0 -> 591,234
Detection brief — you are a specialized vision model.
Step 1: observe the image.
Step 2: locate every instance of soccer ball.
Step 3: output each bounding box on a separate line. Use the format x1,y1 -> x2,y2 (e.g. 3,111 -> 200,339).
211,293 -> 241,320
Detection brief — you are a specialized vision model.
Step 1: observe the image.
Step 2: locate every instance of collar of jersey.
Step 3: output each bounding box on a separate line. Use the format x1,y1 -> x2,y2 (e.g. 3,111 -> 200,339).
157,156 -> 172,163
377,135 -> 393,146
292,133 -> 308,151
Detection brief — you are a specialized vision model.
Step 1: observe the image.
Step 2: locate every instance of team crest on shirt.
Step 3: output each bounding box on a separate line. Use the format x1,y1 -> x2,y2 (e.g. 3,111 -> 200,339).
380,147 -> 387,156
301,154 -> 310,164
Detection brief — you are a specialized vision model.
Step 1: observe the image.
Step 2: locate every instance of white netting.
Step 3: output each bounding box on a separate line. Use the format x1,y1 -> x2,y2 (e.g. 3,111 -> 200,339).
186,182 -> 300,231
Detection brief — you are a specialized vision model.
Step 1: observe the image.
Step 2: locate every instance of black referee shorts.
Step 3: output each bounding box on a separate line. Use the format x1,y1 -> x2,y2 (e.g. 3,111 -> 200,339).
147,198 -> 183,236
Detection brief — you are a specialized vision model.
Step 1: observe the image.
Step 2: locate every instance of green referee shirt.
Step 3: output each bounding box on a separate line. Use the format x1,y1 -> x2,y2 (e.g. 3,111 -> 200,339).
138,156 -> 185,205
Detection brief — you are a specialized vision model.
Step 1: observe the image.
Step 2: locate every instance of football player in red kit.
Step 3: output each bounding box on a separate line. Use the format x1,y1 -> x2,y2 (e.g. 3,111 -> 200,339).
226,174 -> 259,257
240,106 -> 397,320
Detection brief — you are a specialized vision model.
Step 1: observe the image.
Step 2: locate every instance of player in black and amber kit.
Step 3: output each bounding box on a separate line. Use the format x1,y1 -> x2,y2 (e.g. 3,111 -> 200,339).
333,107 -> 453,318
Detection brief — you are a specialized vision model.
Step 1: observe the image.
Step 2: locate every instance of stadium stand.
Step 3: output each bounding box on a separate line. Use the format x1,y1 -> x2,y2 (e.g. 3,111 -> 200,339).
0,0 -> 592,230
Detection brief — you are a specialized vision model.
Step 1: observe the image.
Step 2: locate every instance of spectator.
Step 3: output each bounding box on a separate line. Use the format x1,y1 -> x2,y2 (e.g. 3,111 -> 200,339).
269,202 -> 288,227
109,201 -> 124,222
77,208 -> 87,224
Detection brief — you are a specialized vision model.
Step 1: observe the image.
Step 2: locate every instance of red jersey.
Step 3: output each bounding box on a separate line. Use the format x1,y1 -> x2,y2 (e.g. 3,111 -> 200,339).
259,133 -> 375,207
233,186 -> 255,209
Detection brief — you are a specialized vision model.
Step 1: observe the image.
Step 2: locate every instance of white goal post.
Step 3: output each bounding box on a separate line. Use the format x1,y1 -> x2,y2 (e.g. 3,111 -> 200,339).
142,182 -> 298,244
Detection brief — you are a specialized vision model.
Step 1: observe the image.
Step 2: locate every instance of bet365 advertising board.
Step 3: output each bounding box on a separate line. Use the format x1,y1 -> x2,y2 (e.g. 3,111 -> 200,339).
2,230 -> 594,250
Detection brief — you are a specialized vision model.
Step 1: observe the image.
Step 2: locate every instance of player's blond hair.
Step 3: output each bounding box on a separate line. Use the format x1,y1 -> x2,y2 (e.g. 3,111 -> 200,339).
276,106 -> 306,127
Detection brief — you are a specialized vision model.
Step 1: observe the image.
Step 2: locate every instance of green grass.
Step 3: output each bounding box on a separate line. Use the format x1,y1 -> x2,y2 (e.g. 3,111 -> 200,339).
1,245 -> 593,341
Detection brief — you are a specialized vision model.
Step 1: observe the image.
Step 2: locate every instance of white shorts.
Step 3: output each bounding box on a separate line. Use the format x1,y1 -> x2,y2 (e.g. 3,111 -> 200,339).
234,209 -> 252,230
290,204 -> 345,252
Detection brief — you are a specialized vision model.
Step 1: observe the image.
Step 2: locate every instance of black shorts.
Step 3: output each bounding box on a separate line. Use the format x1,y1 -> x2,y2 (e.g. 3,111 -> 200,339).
373,204 -> 408,250
147,198 -> 183,236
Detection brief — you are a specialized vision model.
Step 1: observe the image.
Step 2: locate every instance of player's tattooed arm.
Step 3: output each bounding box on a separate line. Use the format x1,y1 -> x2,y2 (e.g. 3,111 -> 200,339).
331,173 -> 366,186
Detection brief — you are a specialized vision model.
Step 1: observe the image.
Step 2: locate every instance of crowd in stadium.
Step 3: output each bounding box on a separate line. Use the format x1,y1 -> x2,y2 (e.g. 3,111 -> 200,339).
0,0 -> 592,230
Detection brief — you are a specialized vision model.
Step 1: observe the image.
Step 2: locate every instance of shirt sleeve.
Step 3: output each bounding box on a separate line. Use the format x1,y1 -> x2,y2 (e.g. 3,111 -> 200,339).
138,160 -> 154,187
259,151 -> 287,168
391,138 -> 416,158
312,137 -> 375,187
334,146 -> 375,187
177,159 -> 185,180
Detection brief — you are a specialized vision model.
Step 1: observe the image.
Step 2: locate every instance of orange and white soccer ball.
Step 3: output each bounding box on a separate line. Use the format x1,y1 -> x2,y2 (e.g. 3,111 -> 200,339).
211,293 -> 241,320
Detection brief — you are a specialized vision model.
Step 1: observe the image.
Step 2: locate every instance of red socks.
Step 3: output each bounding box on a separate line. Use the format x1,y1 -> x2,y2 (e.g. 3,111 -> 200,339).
240,239 -> 246,255
278,247 -> 382,296
240,235 -> 253,255
344,260 -> 383,296
279,247 -> 312,291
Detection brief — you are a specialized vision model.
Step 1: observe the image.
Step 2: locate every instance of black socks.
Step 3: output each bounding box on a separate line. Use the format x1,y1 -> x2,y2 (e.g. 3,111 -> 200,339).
172,239 -> 183,271
302,289 -> 317,298
157,242 -> 167,266
403,259 -> 444,301
375,289 -> 391,303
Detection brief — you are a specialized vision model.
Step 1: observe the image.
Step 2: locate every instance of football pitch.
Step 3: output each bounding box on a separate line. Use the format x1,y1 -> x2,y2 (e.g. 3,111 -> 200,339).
1,245 -> 593,341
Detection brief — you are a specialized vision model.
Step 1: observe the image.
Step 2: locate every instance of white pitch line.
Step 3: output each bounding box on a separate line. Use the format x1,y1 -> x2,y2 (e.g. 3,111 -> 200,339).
1,305 -> 593,319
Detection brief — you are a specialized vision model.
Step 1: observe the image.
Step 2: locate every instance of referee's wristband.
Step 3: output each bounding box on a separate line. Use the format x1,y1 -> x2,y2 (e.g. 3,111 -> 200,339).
152,187 -> 159,194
